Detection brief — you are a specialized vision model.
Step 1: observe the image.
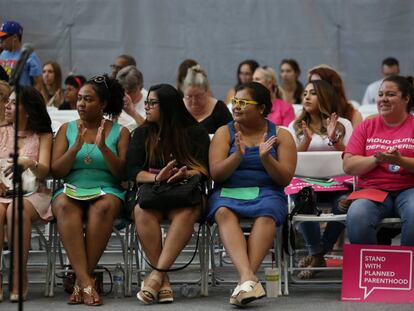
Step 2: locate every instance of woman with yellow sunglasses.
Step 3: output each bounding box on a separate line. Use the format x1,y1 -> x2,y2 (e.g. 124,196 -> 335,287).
207,82 -> 297,306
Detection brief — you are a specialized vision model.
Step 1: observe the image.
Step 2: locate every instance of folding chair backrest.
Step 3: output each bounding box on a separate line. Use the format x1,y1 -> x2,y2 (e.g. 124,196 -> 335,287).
295,151 -> 345,178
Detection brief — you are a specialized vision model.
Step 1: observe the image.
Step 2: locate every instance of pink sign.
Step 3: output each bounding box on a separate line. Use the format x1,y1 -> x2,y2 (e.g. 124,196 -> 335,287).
284,176 -> 352,195
342,244 -> 414,303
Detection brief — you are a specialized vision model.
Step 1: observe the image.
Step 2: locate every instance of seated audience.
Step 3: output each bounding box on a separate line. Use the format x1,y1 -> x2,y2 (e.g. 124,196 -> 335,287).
344,75 -> 414,246
183,65 -> 232,134
279,59 -> 304,105
207,82 -> 296,306
288,80 -> 353,278
0,86 -> 53,301
59,75 -> 86,110
308,65 -> 362,127
51,74 -> 129,306
40,61 -> 63,107
116,65 -> 147,131
253,66 -> 295,127
225,59 -> 260,104
361,57 -> 400,106
126,84 -> 210,304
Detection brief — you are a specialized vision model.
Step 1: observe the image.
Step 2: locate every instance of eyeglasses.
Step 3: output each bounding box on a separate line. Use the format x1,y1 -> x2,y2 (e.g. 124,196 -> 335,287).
144,99 -> 160,108
90,75 -> 108,89
231,98 -> 259,109
184,93 -> 205,101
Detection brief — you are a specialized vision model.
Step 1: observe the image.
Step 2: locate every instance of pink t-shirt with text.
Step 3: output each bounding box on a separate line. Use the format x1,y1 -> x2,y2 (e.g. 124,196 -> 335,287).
344,115 -> 414,191
267,99 -> 295,127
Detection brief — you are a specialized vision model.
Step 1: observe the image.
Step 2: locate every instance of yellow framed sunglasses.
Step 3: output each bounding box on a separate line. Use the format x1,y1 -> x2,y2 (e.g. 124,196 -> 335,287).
231,97 -> 259,109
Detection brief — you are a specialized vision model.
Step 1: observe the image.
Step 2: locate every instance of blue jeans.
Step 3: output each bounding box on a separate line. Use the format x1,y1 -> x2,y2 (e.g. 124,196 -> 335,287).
347,188 -> 414,246
299,192 -> 347,256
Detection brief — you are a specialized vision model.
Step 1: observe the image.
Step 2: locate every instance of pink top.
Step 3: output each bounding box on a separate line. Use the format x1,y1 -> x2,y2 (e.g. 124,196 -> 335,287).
0,125 -> 52,221
267,99 -> 295,127
344,115 -> 414,191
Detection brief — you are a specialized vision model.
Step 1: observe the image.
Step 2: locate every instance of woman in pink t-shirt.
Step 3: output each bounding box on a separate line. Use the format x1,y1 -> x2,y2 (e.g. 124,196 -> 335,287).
253,66 -> 295,127
344,75 -> 414,245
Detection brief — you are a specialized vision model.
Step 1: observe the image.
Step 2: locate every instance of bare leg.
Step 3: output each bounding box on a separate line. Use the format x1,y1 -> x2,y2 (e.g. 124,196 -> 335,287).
247,216 -> 276,274
85,194 -> 121,274
0,203 -> 7,297
52,194 -> 92,288
6,200 -> 40,295
215,207 -> 256,283
134,205 -> 163,266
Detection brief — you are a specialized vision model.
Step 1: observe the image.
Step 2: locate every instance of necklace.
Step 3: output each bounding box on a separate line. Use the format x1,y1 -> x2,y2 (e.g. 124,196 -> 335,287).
84,144 -> 96,165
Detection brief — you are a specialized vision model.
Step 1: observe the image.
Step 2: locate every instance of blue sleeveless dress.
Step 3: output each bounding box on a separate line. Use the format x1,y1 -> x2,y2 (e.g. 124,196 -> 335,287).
52,120 -> 125,202
206,121 -> 287,225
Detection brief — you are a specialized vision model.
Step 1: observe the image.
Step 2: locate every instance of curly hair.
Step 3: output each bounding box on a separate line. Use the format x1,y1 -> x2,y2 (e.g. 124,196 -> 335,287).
84,74 -> 124,118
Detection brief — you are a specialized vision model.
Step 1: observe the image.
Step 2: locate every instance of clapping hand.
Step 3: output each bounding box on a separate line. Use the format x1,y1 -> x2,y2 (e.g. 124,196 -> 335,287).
374,147 -> 401,165
259,133 -> 277,159
234,123 -> 246,157
123,93 -> 135,116
327,112 -> 339,141
73,121 -> 87,151
301,120 -> 312,142
95,119 -> 106,149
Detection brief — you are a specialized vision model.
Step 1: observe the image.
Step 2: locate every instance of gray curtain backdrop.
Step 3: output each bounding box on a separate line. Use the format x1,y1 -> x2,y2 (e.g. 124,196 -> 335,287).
1,0 -> 413,102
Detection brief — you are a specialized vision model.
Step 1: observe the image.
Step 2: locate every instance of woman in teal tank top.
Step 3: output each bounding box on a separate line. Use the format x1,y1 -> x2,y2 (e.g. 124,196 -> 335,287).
51,75 -> 130,306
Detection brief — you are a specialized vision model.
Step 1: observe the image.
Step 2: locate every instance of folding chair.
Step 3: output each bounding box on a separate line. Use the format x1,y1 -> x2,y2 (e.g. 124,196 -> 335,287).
284,151 -> 351,294
128,220 -> 210,297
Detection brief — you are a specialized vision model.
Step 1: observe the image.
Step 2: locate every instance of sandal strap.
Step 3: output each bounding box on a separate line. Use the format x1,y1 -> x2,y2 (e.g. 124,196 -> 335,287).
239,280 -> 258,293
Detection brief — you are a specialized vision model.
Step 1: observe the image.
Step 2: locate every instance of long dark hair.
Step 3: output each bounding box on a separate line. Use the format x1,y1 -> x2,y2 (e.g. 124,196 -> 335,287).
235,59 -> 260,89
143,84 -> 208,176
308,66 -> 354,121
294,80 -> 344,139
280,59 -> 304,104
18,86 -> 52,133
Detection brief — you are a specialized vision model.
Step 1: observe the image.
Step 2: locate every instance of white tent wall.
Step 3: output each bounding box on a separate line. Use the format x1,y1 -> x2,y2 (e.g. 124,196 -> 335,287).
0,0 -> 413,103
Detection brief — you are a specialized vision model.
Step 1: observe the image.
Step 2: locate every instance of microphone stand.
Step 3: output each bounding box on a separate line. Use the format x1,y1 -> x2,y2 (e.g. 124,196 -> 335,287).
9,80 -> 25,311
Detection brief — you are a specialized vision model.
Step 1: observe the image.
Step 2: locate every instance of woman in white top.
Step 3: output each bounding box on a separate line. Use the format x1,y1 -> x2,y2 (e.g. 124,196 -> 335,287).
288,80 -> 352,279
288,80 -> 353,151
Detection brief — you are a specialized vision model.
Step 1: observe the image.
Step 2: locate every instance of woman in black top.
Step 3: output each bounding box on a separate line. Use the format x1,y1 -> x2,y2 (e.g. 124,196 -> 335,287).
126,84 -> 210,304
182,65 -> 232,134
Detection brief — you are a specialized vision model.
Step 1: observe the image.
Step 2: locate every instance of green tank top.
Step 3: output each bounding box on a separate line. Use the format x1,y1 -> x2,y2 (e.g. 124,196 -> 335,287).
53,120 -> 125,201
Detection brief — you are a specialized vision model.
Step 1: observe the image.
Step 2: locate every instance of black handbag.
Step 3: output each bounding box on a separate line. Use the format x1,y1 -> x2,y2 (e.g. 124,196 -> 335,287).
136,174 -> 203,211
283,186 -> 321,255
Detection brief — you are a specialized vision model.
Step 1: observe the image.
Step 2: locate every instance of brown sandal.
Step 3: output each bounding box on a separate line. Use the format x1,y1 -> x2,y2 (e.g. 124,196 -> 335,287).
158,274 -> 173,303
83,285 -> 102,306
67,284 -> 83,305
137,272 -> 162,304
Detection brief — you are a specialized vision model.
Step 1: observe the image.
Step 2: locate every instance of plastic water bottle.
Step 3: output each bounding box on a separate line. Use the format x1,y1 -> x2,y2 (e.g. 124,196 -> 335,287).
113,263 -> 125,298
180,284 -> 199,298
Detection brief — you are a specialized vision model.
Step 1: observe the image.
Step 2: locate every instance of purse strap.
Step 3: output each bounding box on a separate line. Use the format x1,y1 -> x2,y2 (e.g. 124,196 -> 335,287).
138,223 -> 202,273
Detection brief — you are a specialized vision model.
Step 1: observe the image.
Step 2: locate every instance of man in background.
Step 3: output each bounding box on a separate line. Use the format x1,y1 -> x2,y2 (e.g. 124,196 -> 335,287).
361,57 -> 400,105
110,54 -> 136,78
0,21 -> 42,89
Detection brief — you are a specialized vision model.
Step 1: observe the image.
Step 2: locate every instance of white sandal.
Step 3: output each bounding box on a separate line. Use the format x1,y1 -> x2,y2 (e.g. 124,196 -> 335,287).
229,284 -> 241,306
236,280 -> 266,305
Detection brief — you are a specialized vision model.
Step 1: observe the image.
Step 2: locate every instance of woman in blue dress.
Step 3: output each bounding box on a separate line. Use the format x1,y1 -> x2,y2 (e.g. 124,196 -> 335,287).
207,82 -> 297,306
